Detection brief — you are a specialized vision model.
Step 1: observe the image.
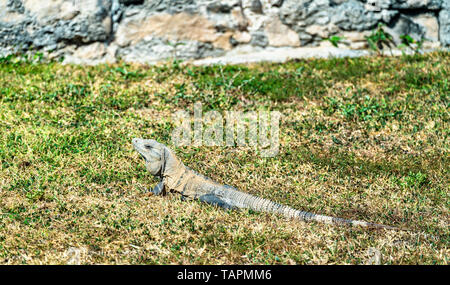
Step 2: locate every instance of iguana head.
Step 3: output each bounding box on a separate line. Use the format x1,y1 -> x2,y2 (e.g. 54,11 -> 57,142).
132,138 -> 184,182
132,138 -> 166,177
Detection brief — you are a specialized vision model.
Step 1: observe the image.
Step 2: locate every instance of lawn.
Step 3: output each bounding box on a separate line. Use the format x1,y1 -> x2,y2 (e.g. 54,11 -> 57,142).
0,52 -> 448,264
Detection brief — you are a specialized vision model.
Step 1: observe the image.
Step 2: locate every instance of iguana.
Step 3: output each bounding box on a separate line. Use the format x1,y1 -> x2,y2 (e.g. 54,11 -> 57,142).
132,138 -> 397,230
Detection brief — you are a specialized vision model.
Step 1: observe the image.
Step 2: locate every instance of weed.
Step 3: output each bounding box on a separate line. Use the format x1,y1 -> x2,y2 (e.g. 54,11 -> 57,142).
365,23 -> 396,56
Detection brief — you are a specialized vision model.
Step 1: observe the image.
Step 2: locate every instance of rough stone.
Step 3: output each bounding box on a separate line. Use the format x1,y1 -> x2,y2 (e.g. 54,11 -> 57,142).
439,9 -> 450,46
331,0 -> 380,31
270,0 -> 284,7
364,0 -> 442,10
191,46 -> 372,65
412,13 -> 439,42
349,41 -> 369,49
250,30 -> 269,47
119,0 -> 144,5
380,10 -> 398,23
0,0 -> 448,64
6,0 -> 25,13
265,17 -> 300,47
73,42 -> 107,59
230,6 -> 248,30
365,0 -> 391,11
205,4 -> 248,32
390,0 -> 442,10
145,0 -> 198,14
115,12 -> 238,50
213,32 -> 234,50
23,0 -> 65,23
232,31 -> 252,44
280,0 -> 331,28
444,0 -> 450,9
115,13 -> 218,46
385,14 -> 426,44
59,2 -> 80,21
0,0 -> 112,52
63,41 -> 117,65
341,31 -> 372,42
250,0 -> 263,14
118,36 -> 222,63
0,11 -> 25,22
330,31 -> 370,49
207,1 -> 233,13
305,24 -> 339,38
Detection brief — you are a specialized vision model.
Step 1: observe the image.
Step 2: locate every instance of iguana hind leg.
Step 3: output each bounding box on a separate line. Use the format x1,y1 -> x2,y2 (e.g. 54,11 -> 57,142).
198,193 -> 235,210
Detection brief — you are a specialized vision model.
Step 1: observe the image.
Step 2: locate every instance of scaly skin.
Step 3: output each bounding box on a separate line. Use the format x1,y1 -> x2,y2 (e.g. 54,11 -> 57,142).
132,138 -> 398,230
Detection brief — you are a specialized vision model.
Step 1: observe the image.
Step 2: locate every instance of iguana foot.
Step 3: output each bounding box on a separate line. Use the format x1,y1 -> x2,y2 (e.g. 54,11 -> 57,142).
149,181 -> 165,196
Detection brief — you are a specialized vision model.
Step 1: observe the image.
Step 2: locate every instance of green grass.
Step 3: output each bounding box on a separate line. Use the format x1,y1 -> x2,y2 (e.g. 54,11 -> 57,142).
0,52 -> 449,264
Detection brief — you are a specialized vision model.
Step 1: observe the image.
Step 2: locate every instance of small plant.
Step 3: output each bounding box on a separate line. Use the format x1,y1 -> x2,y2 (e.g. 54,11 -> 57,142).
399,34 -> 425,55
113,65 -> 143,80
365,23 -> 396,56
166,40 -> 186,67
0,53 -> 15,64
324,36 -> 345,48
32,51 -> 44,63
0,51 -> 44,65
399,171 -> 429,189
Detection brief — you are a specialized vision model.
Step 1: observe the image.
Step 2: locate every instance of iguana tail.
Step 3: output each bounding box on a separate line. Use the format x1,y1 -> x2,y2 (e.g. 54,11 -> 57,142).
200,186 -> 397,230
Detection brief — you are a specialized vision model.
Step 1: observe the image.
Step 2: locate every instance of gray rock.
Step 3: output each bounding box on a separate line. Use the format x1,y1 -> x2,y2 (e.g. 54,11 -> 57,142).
331,0 -> 380,31
386,14 -> 426,44
390,0 -> 442,10
0,0 -> 448,63
270,0 -> 284,7
118,36 -> 223,63
119,0 -> 144,5
279,0 -> 331,36
439,9 -> 450,46
279,0 -> 395,40
191,46 -> 372,68
366,0 -> 391,11
366,0 -> 442,10
250,31 -> 269,47
250,0 -> 263,14
0,0 -> 112,52
207,1 -> 233,13
7,0 -> 24,13
444,0 -> 450,9
0,21 -> 33,50
111,0 -> 123,32
0,46 -> 16,57
298,32 -> 314,45
412,13 -> 439,42
145,0 -> 198,14
380,10 -> 398,23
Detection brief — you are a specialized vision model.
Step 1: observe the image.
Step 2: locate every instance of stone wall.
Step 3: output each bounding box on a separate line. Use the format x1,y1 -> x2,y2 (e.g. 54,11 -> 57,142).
0,0 -> 448,64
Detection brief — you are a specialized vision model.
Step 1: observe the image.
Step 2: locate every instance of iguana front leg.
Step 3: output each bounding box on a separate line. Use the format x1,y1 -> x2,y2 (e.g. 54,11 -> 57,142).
148,181 -> 166,196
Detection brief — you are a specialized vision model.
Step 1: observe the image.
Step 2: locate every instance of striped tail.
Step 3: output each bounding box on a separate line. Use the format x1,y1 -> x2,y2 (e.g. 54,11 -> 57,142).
199,186 -> 397,230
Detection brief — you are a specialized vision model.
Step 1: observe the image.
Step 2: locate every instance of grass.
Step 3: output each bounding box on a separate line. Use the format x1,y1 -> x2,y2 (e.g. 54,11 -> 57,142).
0,52 -> 449,264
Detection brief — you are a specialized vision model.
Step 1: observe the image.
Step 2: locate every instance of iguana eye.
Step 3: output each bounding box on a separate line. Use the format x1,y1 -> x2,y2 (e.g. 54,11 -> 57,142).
144,144 -> 152,149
